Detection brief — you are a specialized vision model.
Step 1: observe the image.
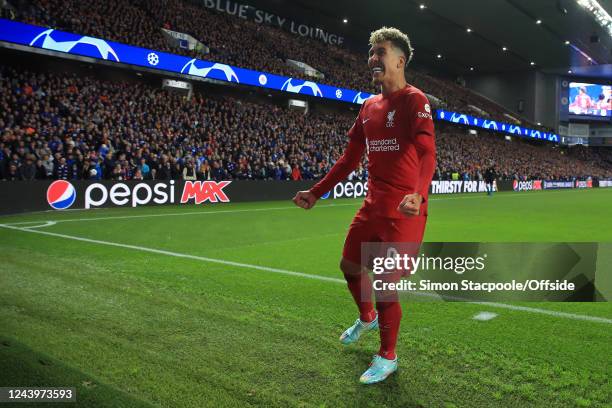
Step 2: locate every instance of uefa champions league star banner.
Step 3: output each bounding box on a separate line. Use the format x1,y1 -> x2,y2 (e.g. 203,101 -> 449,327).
0,19 -> 374,105
360,242 -> 611,302
0,19 -> 561,142
435,110 -> 559,142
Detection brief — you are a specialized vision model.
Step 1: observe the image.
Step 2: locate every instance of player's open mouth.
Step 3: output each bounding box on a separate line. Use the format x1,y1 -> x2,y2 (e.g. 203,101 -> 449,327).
372,67 -> 384,76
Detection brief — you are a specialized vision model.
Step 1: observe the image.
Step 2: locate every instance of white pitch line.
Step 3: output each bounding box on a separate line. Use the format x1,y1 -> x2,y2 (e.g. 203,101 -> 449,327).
0,224 -> 344,284
1,203 -> 359,226
21,221 -> 58,229
0,190 -> 576,226
1,223 -> 611,325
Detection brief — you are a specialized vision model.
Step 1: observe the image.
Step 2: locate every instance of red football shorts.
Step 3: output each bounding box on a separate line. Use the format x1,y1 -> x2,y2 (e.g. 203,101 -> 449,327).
342,211 -> 427,269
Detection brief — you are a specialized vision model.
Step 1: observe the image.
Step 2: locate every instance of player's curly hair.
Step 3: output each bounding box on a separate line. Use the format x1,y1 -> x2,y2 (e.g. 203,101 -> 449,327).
369,27 -> 414,66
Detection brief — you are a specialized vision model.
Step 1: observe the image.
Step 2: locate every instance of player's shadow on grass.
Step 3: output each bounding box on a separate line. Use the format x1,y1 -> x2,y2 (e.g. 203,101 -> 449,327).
0,335 -> 155,408
344,348 -> 423,407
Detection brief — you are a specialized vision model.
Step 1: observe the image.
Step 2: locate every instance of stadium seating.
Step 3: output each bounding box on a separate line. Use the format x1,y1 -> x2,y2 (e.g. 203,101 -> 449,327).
15,0 -> 546,128
435,126 -> 612,181
1,65 -> 610,182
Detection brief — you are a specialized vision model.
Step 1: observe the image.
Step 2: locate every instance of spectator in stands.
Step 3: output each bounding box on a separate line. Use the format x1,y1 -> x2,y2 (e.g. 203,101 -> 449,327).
6,163 -> 20,180
81,159 -> 93,180
197,161 -> 212,180
172,162 -> 182,180
90,158 -> 103,180
212,161 -> 226,181
35,159 -> 46,179
139,158 -> 150,179
41,154 -> 54,178
19,156 -> 36,180
133,168 -> 144,180
54,157 -> 69,180
157,158 -> 172,180
111,163 -> 123,180
182,159 -> 197,180
291,164 -> 302,181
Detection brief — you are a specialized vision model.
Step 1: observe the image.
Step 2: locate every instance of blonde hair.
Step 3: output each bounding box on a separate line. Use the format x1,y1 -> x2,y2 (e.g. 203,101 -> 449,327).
369,26 -> 414,65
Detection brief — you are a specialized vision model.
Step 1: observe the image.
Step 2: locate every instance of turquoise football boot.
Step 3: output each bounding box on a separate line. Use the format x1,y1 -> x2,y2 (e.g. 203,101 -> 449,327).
359,355 -> 398,384
339,314 -> 378,345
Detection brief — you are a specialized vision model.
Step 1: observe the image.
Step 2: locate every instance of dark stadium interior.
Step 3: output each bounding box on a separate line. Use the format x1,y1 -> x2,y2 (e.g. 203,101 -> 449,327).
251,0 -> 612,76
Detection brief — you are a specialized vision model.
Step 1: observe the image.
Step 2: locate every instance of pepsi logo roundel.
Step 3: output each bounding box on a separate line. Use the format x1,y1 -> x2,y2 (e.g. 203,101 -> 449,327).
47,180 -> 76,210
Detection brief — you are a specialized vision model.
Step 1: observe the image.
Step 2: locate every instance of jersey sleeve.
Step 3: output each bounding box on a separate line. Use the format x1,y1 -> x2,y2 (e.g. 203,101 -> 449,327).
346,102 -> 367,144
407,92 -> 436,202
310,103 -> 367,198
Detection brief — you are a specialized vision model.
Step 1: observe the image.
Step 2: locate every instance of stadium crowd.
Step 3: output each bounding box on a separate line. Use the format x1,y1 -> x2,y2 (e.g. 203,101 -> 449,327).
0,66 -> 351,182
13,0 -> 542,127
435,128 -> 612,182
1,66 -> 611,183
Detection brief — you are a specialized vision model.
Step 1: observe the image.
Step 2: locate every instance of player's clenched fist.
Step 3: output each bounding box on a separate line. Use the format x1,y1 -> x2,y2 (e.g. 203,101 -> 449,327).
397,193 -> 423,216
293,190 -> 317,210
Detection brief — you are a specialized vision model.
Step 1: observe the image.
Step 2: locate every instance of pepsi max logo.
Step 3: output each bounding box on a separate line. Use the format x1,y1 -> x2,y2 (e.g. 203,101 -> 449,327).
513,180 -> 535,192
47,180 -> 76,210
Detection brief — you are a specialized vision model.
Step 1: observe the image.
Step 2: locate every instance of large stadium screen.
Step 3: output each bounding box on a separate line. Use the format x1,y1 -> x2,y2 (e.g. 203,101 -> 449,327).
568,82 -> 612,118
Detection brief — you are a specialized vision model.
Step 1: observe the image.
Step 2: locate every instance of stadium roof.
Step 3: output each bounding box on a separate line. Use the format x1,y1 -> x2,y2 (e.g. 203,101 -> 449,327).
246,0 -> 612,79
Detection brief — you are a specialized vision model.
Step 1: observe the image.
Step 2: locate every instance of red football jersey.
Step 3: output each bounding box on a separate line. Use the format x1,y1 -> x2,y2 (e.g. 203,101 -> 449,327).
311,85 -> 436,218
575,94 -> 592,109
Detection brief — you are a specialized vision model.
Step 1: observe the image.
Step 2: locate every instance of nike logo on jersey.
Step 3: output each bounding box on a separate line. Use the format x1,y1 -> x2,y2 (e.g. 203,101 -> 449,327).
362,118 -> 371,124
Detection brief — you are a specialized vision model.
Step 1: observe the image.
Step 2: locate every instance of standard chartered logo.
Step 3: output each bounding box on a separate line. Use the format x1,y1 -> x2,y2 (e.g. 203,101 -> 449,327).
368,138 -> 400,152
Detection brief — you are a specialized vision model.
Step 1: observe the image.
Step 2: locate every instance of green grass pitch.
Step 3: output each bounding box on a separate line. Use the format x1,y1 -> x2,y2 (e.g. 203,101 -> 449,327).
0,188 -> 611,407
